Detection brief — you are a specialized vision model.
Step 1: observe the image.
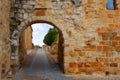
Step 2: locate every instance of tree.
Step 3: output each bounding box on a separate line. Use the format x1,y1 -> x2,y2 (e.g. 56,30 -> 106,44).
43,28 -> 58,46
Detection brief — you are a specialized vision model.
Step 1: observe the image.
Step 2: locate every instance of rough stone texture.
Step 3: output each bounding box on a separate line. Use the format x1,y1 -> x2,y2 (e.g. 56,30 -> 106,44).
49,42 -> 58,55
8,0 -> 120,76
0,0 -> 11,79
9,0 -> 35,69
20,26 -> 33,52
19,26 -> 33,66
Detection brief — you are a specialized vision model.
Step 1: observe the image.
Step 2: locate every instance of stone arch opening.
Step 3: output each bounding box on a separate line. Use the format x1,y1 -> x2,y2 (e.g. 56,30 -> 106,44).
11,19 -> 64,72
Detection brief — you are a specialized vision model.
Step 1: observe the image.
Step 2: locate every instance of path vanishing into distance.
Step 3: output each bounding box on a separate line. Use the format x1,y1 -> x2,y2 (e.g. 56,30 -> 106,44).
14,48 -> 72,80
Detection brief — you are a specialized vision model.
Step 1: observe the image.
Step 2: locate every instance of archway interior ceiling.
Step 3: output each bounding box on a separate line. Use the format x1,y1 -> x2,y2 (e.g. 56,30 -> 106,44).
9,0 -> 120,74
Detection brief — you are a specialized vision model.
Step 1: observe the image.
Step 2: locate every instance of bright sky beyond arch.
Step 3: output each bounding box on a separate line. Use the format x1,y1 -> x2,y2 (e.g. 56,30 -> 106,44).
31,23 -> 53,46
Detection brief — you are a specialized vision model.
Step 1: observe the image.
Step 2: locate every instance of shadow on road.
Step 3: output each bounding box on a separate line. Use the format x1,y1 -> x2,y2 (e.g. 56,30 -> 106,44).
14,48 -> 72,80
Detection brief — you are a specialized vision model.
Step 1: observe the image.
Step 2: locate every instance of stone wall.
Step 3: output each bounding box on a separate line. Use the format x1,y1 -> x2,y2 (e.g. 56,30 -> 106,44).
0,0 -> 11,79
22,26 -> 33,52
19,26 -> 33,66
10,0 -> 120,75
33,0 -> 120,75
64,0 -> 120,75
10,0 -> 35,66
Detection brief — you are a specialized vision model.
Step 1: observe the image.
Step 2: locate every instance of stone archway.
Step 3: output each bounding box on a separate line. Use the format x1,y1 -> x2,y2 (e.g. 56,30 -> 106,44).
11,16 -> 65,72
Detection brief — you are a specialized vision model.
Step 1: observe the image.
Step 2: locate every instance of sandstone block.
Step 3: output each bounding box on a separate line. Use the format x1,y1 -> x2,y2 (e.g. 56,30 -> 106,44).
110,63 -> 118,67
65,9 -> 73,15
69,62 -> 77,68
115,36 -> 120,40
115,57 -> 120,63
112,41 -> 119,47
85,68 -> 95,75
103,46 -> 109,52
96,57 -> 111,62
78,62 -> 83,67
115,46 -> 120,52
34,10 -> 45,16
97,46 -> 103,51
67,62 -> 79,74
108,14 -> 114,18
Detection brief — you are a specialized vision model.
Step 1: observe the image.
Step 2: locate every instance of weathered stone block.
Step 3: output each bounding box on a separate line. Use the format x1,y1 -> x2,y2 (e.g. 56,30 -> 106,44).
69,51 -> 76,57
115,57 -> 120,63
69,62 -> 77,68
115,36 -> 120,40
96,57 -> 111,62
103,46 -> 109,52
109,24 -> 115,28
112,41 -> 119,47
68,62 -> 79,74
65,9 -> 73,15
78,62 -> 83,67
85,68 -> 95,75
108,14 -> 114,18
115,46 -> 120,52
34,10 -> 45,16
84,62 -> 91,67
96,68 -> 104,73
78,68 -> 86,73
86,45 -> 96,51
97,46 -> 103,51
110,63 -> 118,67
74,50 -> 85,56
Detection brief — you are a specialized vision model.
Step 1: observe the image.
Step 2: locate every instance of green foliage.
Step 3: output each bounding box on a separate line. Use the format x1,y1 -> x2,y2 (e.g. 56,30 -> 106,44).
34,45 -> 42,48
43,28 -> 58,46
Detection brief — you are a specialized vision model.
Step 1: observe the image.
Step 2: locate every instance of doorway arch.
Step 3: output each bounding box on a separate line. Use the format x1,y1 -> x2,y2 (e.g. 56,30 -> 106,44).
11,17 -> 65,72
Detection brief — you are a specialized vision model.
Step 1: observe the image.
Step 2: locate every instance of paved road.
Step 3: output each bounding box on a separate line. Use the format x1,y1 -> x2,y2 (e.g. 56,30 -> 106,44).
13,48 -> 120,80
14,48 -> 72,80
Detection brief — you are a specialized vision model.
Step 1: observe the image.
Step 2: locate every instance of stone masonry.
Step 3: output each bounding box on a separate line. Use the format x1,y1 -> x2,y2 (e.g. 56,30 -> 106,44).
19,26 -> 33,66
10,0 -> 35,66
0,0 -> 11,79
0,0 -> 119,78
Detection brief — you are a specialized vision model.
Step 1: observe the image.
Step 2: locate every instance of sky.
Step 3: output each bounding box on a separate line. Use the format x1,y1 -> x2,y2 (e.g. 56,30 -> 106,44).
31,23 -> 53,46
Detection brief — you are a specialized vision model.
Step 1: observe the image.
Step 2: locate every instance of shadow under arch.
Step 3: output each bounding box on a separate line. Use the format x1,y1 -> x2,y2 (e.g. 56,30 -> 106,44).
18,20 -> 65,72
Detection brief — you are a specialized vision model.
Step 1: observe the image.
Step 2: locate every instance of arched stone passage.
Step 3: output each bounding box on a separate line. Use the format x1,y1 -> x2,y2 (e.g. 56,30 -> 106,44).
11,16 -> 65,72
7,0 -> 120,76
